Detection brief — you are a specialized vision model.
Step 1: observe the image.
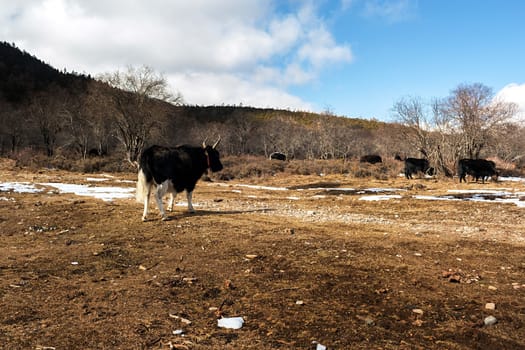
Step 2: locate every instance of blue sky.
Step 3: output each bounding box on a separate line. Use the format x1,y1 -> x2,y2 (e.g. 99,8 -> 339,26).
299,0 -> 525,120
1,0 -> 525,121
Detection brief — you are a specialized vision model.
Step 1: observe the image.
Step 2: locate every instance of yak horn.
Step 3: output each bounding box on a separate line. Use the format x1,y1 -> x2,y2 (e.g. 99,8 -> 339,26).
202,137 -> 208,148
212,136 -> 221,149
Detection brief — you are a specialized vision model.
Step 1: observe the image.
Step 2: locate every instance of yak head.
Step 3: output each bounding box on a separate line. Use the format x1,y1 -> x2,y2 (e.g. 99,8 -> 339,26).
203,137 -> 223,172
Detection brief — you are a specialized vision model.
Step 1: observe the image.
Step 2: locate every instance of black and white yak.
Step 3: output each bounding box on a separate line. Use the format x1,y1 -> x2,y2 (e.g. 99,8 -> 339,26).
136,138 -> 223,221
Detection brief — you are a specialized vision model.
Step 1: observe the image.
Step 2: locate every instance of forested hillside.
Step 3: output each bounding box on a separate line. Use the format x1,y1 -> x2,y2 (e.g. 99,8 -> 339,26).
0,42 -> 91,103
1,41 -> 524,176
0,42 -> 392,163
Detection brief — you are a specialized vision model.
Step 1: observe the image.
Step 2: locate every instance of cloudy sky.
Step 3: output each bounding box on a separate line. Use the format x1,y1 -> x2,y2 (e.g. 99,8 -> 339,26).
1,0 -> 525,121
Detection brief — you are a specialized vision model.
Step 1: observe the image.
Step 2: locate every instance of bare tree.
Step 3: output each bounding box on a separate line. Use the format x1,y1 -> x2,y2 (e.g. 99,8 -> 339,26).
61,89 -> 94,158
226,111 -> 259,155
28,88 -> 68,156
84,84 -> 116,157
393,86 -> 518,177
392,96 -> 432,154
99,65 -> 183,165
0,102 -> 26,153
439,83 -> 517,159
486,122 -> 525,163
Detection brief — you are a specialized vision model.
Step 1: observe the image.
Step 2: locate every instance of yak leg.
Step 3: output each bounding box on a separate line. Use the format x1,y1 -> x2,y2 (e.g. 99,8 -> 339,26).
186,191 -> 195,213
166,181 -> 176,211
167,192 -> 176,211
142,183 -> 152,221
154,183 -> 168,220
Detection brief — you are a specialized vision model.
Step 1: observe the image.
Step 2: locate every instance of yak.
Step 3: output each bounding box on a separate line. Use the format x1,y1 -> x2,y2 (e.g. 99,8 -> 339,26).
136,138 -> 223,221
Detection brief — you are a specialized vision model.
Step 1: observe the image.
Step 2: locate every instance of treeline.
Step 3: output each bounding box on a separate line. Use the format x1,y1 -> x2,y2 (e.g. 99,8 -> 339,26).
0,42 -> 91,103
1,41 -> 524,176
0,42 -> 396,164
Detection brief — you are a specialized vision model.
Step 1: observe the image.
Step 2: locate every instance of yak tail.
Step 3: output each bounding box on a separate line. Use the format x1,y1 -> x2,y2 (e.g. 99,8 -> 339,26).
136,168 -> 148,203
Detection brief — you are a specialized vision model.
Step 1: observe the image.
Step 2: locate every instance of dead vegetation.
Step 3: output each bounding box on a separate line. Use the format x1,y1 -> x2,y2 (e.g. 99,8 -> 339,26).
1,164 -> 525,349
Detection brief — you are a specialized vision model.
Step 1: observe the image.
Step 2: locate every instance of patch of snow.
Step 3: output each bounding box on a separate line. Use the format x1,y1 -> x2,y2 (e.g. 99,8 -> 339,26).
40,182 -> 134,202
359,195 -> 402,201
322,187 -> 355,192
413,195 -> 457,201
499,176 -> 525,182
86,177 -> 109,182
0,182 -> 42,193
234,184 -> 288,191
363,187 -> 405,193
117,179 -> 135,184
448,189 -> 512,196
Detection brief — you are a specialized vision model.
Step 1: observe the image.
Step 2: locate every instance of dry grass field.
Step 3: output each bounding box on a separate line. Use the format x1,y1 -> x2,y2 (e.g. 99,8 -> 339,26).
1,161 -> 524,349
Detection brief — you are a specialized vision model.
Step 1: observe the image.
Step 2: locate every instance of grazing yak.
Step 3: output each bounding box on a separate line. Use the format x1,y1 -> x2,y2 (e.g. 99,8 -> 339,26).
395,153 -> 433,179
360,154 -> 382,164
457,158 -> 498,183
136,138 -> 223,221
403,158 -> 432,179
269,152 -> 287,161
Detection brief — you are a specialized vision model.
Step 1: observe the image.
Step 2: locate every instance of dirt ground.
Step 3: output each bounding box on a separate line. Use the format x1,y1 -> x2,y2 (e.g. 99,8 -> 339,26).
1,161 -> 525,349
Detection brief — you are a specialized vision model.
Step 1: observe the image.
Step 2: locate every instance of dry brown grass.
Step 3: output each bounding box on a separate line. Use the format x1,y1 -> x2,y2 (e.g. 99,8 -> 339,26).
1,163 -> 525,349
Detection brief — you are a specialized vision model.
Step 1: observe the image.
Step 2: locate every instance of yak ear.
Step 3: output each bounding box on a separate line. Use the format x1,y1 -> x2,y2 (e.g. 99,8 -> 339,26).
212,136 -> 221,149
202,137 -> 208,148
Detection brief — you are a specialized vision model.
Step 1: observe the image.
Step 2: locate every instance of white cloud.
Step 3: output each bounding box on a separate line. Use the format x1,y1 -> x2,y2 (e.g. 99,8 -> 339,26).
0,0 -> 353,111
495,83 -> 525,121
298,26 -> 353,67
168,71 -> 313,111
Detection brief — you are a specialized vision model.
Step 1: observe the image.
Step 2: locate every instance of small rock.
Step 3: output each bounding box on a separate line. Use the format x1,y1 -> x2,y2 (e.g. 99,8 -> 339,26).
442,271 -> 452,278
180,317 -> 192,325
412,319 -> 424,327
217,317 -> 244,329
224,279 -> 234,289
169,314 -> 192,325
312,342 -> 327,350
412,309 -> 424,315
488,285 -> 497,291
364,317 -> 375,326
485,303 -> 496,310
245,254 -> 258,259
484,316 -> 497,326
448,274 -> 462,283
295,300 -> 304,305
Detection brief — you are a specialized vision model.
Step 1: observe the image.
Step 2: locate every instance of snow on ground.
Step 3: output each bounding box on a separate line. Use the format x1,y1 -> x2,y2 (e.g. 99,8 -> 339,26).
40,183 -> 135,202
0,181 -> 134,202
359,195 -> 403,201
0,182 -> 43,194
0,177 -> 524,206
